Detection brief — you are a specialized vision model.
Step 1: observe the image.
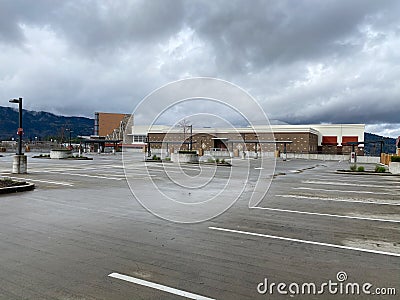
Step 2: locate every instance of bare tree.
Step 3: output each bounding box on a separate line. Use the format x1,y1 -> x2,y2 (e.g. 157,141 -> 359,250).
177,119 -> 192,150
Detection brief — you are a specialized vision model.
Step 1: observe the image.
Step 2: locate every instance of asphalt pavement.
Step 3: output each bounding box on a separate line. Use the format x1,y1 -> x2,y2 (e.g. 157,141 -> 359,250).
0,152 -> 399,299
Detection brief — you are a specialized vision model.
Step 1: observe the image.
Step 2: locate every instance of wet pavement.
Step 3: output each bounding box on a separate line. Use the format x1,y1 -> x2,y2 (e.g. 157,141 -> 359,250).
0,152 -> 399,299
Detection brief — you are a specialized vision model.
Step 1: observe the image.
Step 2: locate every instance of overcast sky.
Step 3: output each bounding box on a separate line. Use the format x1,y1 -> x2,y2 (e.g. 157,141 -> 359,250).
0,0 -> 399,137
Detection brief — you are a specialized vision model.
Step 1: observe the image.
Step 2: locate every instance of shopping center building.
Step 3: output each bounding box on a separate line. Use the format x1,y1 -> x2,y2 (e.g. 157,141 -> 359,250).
127,123 -> 365,156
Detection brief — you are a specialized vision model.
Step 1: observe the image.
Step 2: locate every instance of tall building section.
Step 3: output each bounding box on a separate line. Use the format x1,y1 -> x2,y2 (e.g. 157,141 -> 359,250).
94,112 -> 131,137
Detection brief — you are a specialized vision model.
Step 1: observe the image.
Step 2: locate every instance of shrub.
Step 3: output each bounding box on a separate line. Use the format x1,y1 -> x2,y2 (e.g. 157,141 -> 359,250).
207,158 -> 215,163
357,166 -> 365,172
391,156 -> 400,162
152,154 -> 160,160
164,157 -> 171,161
375,165 -> 386,173
215,158 -> 220,163
178,150 -> 197,154
350,165 -> 357,171
221,159 -> 225,164
1,178 -> 13,184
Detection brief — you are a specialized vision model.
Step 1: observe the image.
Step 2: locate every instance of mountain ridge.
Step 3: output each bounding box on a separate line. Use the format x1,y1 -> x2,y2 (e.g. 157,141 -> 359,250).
0,106 -> 93,140
0,106 -> 397,154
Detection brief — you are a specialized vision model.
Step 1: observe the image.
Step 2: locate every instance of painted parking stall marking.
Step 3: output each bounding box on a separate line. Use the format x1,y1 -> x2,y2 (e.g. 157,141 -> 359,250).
303,180 -> 400,190
275,194 -> 400,206
293,187 -> 398,195
209,227 -> 400,257
108,272 -> 215,300
251,206 -> 400,223
37,170 -> 124,181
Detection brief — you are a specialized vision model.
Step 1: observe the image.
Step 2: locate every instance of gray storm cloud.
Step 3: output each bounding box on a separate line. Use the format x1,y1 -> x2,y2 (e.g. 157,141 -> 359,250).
0,0 -> 399,137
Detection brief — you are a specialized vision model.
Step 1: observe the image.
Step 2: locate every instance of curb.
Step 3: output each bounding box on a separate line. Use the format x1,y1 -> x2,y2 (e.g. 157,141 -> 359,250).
0,183 -> 36,194
200,162 -> 232,167
335,170 -> 399,176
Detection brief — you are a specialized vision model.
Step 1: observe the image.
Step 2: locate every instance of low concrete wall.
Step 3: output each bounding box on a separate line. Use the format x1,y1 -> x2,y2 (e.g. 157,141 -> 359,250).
50,149 -> 72,159
147,150 -> 380,162
205,151 -> 276,158
280,153 -> 348,161
357,156 -> 380,164
279,153 -> 380,163
389,162 -> 400,174
171,153 -> 199,163
210,150 -> 231,158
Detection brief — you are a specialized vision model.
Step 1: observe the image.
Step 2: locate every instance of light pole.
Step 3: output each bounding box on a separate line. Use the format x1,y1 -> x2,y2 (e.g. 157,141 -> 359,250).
9,97 -> 27,173
66,129 -> 73,149
189,125 -> 193,151
9,98 -> 23,155
65,128 -> 73,150
242,133 -> 246,159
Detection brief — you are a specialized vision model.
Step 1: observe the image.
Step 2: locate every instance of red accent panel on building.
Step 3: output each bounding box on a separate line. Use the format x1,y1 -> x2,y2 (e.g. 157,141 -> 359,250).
342,136 -> 358,144
322,136 -> 337,145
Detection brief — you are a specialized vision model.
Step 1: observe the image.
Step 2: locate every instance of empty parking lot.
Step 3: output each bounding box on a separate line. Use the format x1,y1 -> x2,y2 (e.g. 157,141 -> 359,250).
0,152 -> 399,299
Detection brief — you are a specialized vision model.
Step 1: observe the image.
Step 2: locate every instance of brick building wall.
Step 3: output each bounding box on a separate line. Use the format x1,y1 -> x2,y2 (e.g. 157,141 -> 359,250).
147,131 -> 320,154
94,112 -> 131,137
274,132 -> 318,154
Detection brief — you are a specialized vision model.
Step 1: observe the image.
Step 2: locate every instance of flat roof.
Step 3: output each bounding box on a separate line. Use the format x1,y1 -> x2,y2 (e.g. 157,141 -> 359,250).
81,139 -> 122,143
130,124 -> 365,138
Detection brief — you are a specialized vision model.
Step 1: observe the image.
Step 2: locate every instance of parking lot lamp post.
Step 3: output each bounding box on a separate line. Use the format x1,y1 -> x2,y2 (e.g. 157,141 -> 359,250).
9,97 -> 27,173
9,98 -> 23,155
69,129 -> 73,148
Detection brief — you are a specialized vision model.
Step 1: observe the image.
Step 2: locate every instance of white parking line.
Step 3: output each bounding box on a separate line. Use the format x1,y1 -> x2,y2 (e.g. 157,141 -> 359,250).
64,173 -> 125,180
32,169 -> 126,176
310,173 -> 400,182
36,170 -> 125,181
147,164 -> 216,171
303,180 -> 400,189
308,174 -> 400,183
275,194 -> 400,206
108,272 -> 215,300
293,187 -> 398,195
209,227 -> 400,257
251,206 -> 400,223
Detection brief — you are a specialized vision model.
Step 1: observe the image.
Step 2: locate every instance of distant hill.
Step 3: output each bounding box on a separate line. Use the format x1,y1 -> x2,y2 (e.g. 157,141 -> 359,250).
364,132 -> 396,155
1,106 -> 397,154
0,106 -> 93,141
